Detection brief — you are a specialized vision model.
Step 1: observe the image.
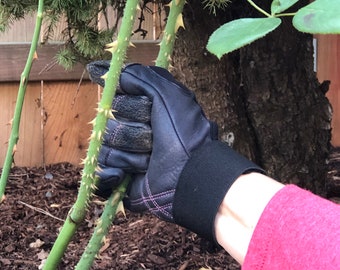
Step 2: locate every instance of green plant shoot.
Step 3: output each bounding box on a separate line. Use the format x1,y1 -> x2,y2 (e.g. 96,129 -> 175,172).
75,176 -> 130,269
42,0 -> 140,268
156,0 -> 185,69
0,0 -> 44,203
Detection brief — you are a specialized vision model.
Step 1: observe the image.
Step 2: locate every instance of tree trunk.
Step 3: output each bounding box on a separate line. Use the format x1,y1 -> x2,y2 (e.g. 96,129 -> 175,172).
172,1 -> 332,195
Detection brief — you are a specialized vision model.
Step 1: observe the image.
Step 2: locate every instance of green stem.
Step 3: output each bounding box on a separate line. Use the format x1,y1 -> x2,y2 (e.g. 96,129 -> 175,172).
276,12 -> 296,17
44,217 -> 78,269
0,0 -> 44,203
246,0 -> 272,17
75,176 -> 130,269
156,0 -> 186,69
43,1 -> 138,269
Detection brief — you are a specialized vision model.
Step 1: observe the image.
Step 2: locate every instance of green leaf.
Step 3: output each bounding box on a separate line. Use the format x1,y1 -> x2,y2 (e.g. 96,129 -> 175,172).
293,0 -> 340,34
271,0 -> 299,15
207,18 -> 281,59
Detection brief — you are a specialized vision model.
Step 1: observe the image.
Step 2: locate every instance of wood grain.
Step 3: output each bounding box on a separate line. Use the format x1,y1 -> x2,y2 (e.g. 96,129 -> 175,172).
0,82 -> 43,166
42,81 -> 98,165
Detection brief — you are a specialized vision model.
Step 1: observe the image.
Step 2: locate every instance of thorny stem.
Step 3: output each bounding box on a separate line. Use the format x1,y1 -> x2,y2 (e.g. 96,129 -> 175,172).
75,176 -> 130,269
156,0 -> 186,69
0,0 -> 44,203
42,0 -> 139,268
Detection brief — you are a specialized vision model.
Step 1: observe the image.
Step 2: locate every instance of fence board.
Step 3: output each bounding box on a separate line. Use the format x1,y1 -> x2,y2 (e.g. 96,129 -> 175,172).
43,81 -> 98,165
0,42 -> 159,82
0,83 -> 43,166
317,35 -> 340,146
0,16 -> 35,42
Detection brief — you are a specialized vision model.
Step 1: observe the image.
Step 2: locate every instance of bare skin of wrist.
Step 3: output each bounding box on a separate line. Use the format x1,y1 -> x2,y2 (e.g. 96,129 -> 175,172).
214,172 -> 284,265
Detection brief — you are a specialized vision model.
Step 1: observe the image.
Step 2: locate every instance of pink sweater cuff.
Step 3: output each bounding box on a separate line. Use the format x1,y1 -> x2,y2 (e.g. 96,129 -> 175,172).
242,185 -> 340,270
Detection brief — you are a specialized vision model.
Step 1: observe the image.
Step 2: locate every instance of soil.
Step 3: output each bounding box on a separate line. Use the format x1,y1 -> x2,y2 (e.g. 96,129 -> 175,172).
1,149 -> 340,270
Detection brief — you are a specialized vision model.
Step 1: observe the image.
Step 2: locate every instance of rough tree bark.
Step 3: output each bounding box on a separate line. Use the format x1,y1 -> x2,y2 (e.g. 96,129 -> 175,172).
171,1 -> 332,195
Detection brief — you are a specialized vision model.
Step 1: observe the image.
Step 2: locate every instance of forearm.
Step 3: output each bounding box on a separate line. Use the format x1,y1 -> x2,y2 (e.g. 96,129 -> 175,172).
214,172 -> 284,264
215,173 -> 340,269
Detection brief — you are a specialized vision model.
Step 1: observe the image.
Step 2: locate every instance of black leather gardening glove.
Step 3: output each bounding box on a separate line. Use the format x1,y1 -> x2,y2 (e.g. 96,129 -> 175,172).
117,64 -> 263,241
89,62 -> 263,241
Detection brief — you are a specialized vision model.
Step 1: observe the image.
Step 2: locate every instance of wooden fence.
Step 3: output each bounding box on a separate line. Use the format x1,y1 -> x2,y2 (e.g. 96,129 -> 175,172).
0,44 -> 159,167
0,9 -> 340,167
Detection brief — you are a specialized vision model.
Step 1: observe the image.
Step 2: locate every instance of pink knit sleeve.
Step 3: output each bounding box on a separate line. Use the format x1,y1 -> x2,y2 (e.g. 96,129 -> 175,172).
242,185 -> 340,270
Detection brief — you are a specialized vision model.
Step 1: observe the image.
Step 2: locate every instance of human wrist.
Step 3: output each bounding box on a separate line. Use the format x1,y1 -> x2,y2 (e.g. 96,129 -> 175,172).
214,173 -> 285,264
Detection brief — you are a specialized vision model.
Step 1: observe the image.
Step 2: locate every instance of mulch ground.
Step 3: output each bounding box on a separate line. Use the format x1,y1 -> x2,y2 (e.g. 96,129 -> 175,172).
1,148 -> 340,270
0,163 -> 239,270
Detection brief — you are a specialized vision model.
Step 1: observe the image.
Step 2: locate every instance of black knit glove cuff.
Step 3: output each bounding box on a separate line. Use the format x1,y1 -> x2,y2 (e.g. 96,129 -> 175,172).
173,141 -> 264,242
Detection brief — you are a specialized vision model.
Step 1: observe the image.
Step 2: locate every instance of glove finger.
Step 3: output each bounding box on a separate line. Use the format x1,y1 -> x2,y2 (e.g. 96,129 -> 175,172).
119,64 -> 188,97
87,60 -> 110,87
113,94 -> 151,123
95,166 -> 125,199
86,60 -> 126,94
98,145 -> 149,173
104,118 -> 152,152
120,63 -> 213,154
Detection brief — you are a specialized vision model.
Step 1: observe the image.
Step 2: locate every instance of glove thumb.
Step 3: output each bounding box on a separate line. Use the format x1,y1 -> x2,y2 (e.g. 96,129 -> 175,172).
95,166 -> 125,198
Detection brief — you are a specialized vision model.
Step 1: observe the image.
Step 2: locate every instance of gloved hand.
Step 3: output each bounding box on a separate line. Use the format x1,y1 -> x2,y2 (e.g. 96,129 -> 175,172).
119,64 -> 219,220
87,61 -> 152,198
89,62 -> 263,241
